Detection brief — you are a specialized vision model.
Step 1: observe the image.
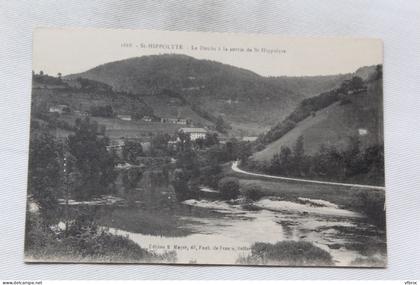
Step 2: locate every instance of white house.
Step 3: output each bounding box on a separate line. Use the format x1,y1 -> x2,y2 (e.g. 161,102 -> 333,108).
117,114 -> 132,121
161,117 -> 189,125
242,136 -> 258,142
358,128 -> 368,136
179,127 -> 207,141
49,104 -> 70,114
142,116 -> 152,122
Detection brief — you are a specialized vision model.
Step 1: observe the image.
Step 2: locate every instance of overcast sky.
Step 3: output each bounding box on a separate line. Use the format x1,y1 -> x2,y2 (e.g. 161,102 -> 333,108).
33,28 -> 382,77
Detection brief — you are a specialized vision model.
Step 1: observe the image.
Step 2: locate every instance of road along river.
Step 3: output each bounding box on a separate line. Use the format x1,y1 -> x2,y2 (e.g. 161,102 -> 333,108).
231,161 -> 385,190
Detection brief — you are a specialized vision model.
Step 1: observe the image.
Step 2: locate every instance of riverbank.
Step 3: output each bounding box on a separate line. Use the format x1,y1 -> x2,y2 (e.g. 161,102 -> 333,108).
101,196 -> 386,266
222,163 -> 386,229
24,211 -> 177,263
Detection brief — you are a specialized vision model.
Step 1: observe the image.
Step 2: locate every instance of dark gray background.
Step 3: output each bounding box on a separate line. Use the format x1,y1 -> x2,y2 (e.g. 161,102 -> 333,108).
1,0 -> 419,279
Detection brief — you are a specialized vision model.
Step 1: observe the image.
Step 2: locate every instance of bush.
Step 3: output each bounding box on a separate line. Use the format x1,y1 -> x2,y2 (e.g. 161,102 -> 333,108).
353,190 -> 386,229
122,140 -> 143,163
242,184 -> 264,201
218,177 -> 240,200
237,241 -> 334,266
351,256 -> 386,267
90,105 -> 114,118
172,169 -> 198,201
25,211 -> 177,263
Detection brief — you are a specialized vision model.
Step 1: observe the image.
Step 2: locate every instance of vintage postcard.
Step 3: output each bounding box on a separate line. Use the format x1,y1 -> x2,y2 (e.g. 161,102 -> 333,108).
25,28 -> 385,267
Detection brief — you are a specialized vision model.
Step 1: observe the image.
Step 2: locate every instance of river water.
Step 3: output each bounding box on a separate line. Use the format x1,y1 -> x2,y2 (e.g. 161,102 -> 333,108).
108,196 -> 386,266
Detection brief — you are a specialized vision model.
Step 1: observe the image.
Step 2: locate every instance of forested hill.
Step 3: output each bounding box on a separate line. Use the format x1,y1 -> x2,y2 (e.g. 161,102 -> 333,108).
266,65 -> 377,97
65,54 -> 362,131
254,65 -> 383,160
66,54 -> 295,97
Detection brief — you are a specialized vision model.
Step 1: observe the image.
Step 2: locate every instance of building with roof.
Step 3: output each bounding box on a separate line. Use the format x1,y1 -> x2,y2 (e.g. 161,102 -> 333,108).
49,104 -> 70,114
161,117 -> 189,125
242,136 -> 258,142
117,114 -> 132,121
179,127 -> 207,141
142,116 -> 152,122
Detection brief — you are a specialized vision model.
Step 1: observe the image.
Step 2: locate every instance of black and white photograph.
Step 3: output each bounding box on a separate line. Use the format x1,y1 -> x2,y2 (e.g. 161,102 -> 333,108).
24,28 -> 386,267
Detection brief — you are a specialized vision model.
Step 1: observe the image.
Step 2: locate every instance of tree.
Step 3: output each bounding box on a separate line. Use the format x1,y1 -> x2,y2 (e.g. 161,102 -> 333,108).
133,105 -> 154,120
90,105 -> 114,118
27,133 -> 61,222
122,140 -> 143,163
224,138 -> 250,162
343,136 -> 363,177
354,190 -> 385,229
253,133 -> 384,185
312,144 -> 336,178
200,146 -> 223,188
173,132 -> 201,199
293,135 -> 305,159
225,139 -> 237,161
151,133 -> 171,156
177,131 -> 191,152
270,146 -> 292,175
242,184 -> 264,201
204,133 -> 219,147
67,117 -> 116,199
292,135 -> 308,176
349,76 -> 364,90
364,144 -> 384,184
218,177 -> 240,200
172,168 -> 197,201
176,144 -> 200,178
122,168 -> 143,192
237,142 -> 252,163
195,137 -> 205,149
306,142 -> 348,180
215,115 -> 226,133
375,65 -> 383,80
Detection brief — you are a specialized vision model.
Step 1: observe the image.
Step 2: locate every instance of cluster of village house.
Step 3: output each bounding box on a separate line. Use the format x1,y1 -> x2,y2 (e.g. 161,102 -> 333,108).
49,104 -> 258,156
106,127 -> 209,159
49,105 -> 193,125
117,115 -> 193,126
49,104 -> 211,146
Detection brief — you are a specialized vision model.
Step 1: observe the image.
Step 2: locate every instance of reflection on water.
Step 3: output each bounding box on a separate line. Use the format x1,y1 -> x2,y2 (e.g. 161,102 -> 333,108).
104,195 -> 386,266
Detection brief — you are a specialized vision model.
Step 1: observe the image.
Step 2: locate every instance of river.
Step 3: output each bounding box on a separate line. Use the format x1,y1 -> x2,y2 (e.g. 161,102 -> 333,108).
106,195 -> 386,266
